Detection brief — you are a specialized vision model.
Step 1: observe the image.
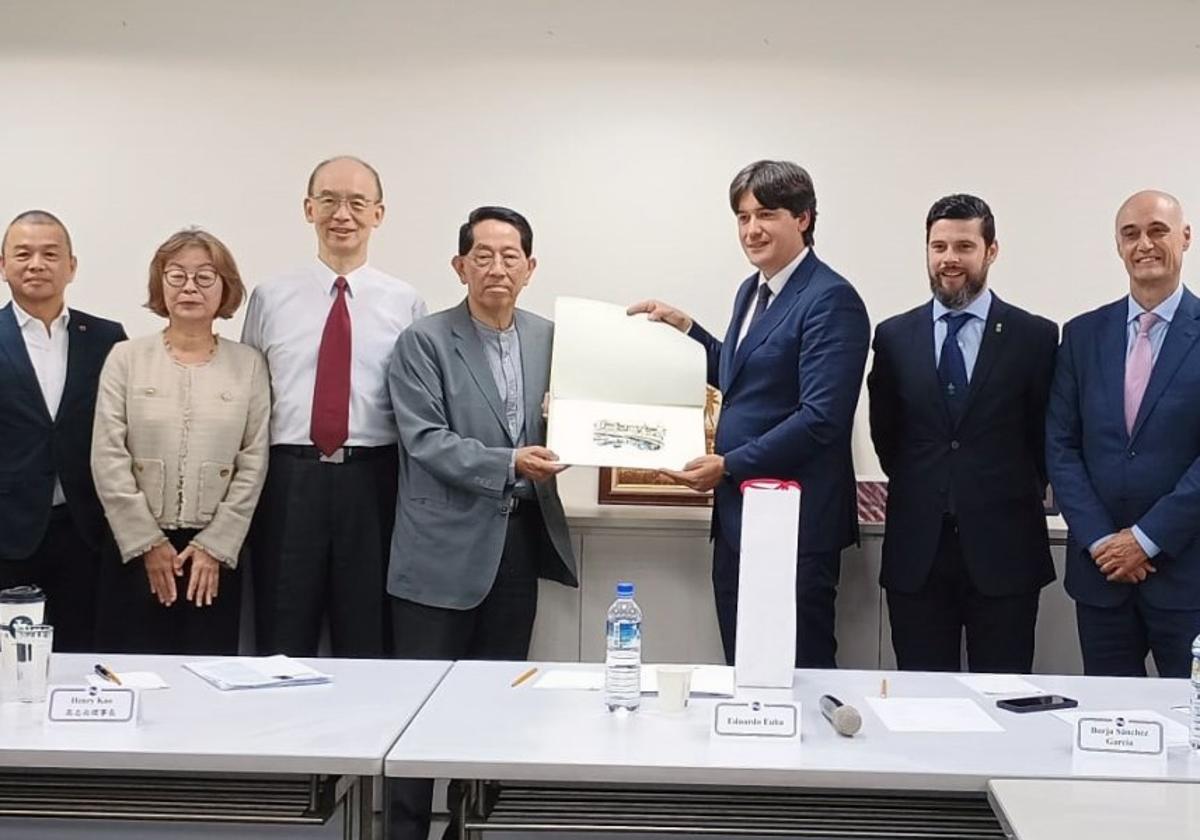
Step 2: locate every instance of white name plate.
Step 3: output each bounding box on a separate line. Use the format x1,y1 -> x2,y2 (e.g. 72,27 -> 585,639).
47,685 -> 139,726
1075,716 -> 1164,755
712,700 -> 800,739
1072,715 -> 1166,775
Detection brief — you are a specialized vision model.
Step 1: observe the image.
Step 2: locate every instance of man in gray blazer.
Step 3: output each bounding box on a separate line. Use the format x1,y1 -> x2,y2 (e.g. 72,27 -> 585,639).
387,205 -> 578,840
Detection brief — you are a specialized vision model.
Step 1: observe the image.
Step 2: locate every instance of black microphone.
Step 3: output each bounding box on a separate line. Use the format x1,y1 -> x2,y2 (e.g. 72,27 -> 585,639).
819,694 -> 862,737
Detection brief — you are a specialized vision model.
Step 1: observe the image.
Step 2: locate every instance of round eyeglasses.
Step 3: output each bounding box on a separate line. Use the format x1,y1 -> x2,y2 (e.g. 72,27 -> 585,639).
163,268 -> 220,288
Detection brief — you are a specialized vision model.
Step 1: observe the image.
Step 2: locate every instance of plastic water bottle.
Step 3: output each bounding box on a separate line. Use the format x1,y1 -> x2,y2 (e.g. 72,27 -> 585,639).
605,581 -> 642,712
1191,634 -> 1200,750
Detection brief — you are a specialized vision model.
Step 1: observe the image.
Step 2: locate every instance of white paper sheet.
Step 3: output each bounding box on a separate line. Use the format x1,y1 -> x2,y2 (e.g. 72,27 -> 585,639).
533,670 -> 604,691
954,674 -> 1042,696
547,297 -> 707,468
548,399 -> 704,470
532,665 -> 735,697
184,655 -> 331,691
866,697 -> 1005,733
85,671 -> 169,690
1054,709 -> 1190,748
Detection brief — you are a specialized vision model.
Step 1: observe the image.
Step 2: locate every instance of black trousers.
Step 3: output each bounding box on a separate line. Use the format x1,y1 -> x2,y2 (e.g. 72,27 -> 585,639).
712,536 -> 840,669
886,516 -> 1040,673
250,445 -> 397,658
0,506 -> 100,653
388,503 -> 543,840
95,528 -> 241,656
1076,597 -> 1200,678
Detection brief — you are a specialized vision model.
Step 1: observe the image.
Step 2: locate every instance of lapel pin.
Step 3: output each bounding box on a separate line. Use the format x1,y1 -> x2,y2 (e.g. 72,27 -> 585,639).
78,324 -> 87,332
994,322 -> 1003,334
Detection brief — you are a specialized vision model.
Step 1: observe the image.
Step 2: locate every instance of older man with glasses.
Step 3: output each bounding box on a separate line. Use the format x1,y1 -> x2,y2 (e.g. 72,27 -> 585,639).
242,155 -> 427,658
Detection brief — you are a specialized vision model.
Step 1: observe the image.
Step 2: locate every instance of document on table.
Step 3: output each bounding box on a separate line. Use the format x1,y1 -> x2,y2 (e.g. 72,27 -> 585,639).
866,698 -> 1004,733
546,297 -> 707,469
85,671 -> 169,690
184,655 -> 331,691
1053,709 -> 1190,747
532,665 -> 735,697
954,674 -> 1042,696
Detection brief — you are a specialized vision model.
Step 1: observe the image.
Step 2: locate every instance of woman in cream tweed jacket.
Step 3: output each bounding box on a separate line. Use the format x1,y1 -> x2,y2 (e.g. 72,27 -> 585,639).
92,229 -> 269,655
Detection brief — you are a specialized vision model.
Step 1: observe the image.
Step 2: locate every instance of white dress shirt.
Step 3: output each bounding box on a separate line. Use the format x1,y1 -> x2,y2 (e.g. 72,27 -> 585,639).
13,300 -> 69,505
241,260 -> 427,446
736,247 -> 809,348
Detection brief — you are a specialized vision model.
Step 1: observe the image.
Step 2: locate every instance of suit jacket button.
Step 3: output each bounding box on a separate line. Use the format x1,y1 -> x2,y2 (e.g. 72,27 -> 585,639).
221,391 -> 233,401
219,468 -> 231,478
950,440 -> 960,450
1128,450 -> 1136,459
144,387 -> 156,396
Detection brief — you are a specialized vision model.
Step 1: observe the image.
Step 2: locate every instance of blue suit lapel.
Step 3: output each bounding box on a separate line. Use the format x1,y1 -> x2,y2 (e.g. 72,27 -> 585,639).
58,309 -> 95,424
1099,300 -> 1129,440
719,276 -> 756,391
449,301 -> 512,442
727,251 -> 818,388
1131,287 -> 1200,441
912,302 -> 952,431
0,303 -> 52,422
959,295 -> 1008,428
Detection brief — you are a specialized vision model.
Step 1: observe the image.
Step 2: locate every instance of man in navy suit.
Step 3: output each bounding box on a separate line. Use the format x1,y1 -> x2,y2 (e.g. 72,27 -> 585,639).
0,211 -> 125,651
868,194 -> 1057,673
1047,190 -> 1200,678
630,160 -> 870,668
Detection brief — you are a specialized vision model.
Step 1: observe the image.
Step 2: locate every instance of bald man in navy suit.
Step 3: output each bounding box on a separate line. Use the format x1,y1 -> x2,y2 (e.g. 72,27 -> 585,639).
0,211 -> 125,650
1048,190 -> 1200,677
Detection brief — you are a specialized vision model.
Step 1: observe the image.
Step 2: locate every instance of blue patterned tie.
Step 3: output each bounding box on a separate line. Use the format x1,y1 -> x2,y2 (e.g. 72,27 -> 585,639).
938,312 -> 971,423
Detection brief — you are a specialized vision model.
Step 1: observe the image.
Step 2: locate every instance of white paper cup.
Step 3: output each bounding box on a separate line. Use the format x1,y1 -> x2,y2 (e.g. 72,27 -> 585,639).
656,666 -> 693,713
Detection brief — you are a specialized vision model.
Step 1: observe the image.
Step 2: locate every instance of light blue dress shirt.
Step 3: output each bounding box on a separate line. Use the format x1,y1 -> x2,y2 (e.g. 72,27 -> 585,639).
931,288 -> 993,381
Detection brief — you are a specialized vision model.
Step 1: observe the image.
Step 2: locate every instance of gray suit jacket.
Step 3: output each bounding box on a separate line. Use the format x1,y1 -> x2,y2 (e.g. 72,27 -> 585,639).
387,300 -> 577,609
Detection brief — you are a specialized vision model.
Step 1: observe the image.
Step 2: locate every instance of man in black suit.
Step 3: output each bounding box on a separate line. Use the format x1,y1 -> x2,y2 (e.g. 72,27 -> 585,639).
0,211 -> 125,651
868,194 -> 1057,673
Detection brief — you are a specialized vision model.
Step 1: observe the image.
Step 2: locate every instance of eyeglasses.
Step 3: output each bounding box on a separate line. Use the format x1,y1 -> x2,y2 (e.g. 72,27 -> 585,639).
468,250 -> 526,270
163,268 -> 220,288
309,192 -> 379,215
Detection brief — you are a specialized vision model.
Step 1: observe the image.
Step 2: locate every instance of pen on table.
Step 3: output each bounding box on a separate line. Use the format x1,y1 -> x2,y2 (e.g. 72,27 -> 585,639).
510,666 -> 538,688
880,677 -> 888,699
94,664 -> 122,686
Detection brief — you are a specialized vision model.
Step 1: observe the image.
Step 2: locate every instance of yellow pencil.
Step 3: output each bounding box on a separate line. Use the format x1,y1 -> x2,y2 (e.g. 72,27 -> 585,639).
510,666 -> 538,688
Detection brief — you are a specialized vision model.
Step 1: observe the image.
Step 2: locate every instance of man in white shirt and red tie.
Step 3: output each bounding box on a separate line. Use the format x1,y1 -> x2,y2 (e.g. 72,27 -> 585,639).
0,210 -> 126,650
242,156 -> 427,657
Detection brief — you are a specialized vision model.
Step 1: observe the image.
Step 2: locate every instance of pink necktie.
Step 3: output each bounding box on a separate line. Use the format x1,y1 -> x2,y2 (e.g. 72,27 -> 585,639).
1124,311 -> 1159,435
311,276 -> 352,456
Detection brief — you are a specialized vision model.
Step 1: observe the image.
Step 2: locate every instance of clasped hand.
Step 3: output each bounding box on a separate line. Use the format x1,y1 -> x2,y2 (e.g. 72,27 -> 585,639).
142,541 -> 222,607
1092,529 -> 1156,584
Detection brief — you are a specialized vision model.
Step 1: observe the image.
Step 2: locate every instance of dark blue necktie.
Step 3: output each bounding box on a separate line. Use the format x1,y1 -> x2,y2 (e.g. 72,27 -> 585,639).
749,282 -> 773,326
938,312 -> 971,422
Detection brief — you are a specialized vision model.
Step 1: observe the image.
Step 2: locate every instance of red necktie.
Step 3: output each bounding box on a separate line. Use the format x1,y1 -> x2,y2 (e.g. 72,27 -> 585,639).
311,276 -> 351,456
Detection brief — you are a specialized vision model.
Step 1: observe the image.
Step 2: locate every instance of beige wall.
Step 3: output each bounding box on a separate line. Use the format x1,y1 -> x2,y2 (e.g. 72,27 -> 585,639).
3,0 -> 1198,494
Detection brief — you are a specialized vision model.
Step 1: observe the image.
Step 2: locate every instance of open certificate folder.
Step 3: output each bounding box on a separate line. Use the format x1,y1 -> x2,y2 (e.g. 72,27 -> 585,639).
184,655 -> 332,691
547,297 -> 708,470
